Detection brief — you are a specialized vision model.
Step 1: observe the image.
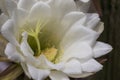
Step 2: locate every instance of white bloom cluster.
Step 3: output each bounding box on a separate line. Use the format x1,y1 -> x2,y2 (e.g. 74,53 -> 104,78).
0,0 -> 112,80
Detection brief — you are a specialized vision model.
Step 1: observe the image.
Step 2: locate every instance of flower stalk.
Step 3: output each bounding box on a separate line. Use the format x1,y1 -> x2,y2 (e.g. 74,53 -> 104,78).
0,64 -> 23,80
0,57 -> 11,62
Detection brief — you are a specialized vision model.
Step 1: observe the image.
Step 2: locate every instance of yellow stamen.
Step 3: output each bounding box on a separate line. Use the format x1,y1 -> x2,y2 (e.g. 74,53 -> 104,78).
42,47 -> 58,62
54,49 -> 64,63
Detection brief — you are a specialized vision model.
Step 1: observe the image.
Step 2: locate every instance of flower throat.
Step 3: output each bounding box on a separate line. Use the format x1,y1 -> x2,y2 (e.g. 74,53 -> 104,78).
23,20 -> 60,63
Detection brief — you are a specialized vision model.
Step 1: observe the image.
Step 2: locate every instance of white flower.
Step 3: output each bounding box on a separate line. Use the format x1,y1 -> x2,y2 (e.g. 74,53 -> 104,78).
0,0 -> 112,80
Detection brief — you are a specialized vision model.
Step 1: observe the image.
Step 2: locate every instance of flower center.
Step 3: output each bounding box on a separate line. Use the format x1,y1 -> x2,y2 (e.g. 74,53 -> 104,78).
41,47 -> 58,62
22,20 -> 62,63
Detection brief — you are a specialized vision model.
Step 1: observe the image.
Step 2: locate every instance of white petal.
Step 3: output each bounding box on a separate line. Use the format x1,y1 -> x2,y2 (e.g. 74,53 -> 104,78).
61,11 -> 86,31
85,14 -> 104,34
62,59 -> 94,78
61,42 -> 93,62
20,32 -> 38,66
49,71 -> 69,80
50,0 -> 76,19
81,59 -> 103,72
84,14 -> 104,34
52,12 -> 86,43
29,1 -> 51,22
5,43 -> 24,62
85,13 -> 100,29
21,62 -> 31,78
37,55 -> 64,70
0,13 -> 8,29
27,64 -> 50,80
62,59 -> 82,75
75,0 -> 90,12
94,22 -> 104,34
80,0 -> 90,3
12,8 -> 28,28
21,32 -> 34,55
93,42 -> 113,58
4,0 -> 17,17
1,19 -> 19,46
68,72 -> 93,78
18,0 -> 36,11
61,23 -> 99,50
